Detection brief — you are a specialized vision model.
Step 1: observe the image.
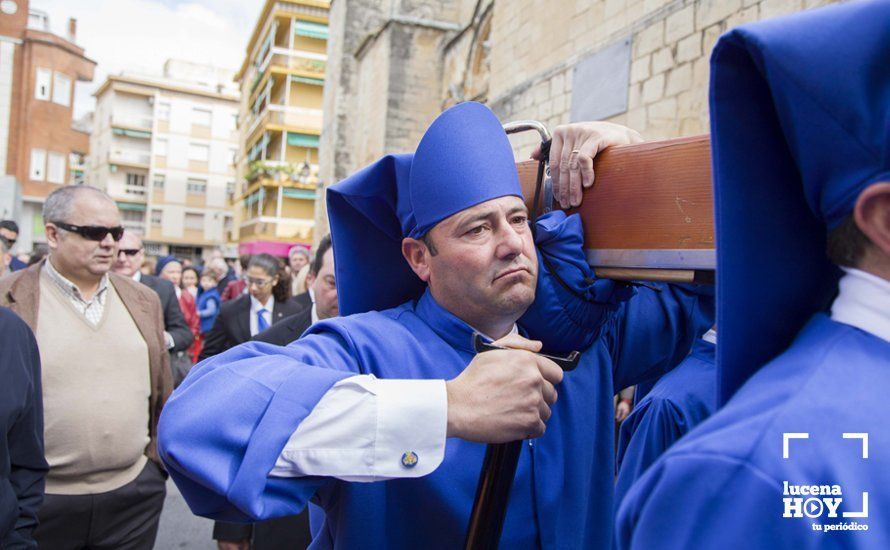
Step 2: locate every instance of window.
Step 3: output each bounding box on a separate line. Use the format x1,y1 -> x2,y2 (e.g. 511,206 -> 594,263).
229,113 -> 238,131
52,72 -> 71,106
153,173 -> 165,190
122,209 -> 144,223
29,149 -> 46,180
126,173 -> 147,196
150,209 -> 162,225
224,215 -> 233,233
155,138 -> 168,157
157,102 -> 171,121
230,147 -> 238,165
192,107 -> 212,127
186,178 -> 207,194
188,143 -> 209,162
35,68 -> 51,100
226,181 -> 236,199
184,212 -> 204,230
47,152 -> 65,184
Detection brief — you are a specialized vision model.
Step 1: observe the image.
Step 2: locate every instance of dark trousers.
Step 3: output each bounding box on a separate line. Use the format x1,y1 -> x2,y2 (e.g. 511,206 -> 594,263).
213,511 -> 313,550
34,460 -> 166,550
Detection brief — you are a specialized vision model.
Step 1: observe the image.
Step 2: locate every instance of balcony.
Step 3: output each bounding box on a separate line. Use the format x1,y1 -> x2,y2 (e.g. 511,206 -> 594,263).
244,160 -> 320,190
240,216 -> 315,242
251,47 -> 326,95
122,220 -> 146,236
111,114 -> 153,134
245,104 -> 323,140
109,149 -> 151,169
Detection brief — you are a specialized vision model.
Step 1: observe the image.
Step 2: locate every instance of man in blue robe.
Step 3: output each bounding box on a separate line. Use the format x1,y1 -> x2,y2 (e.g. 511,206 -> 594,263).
616,2 -> 890,547
159,102 -> 713,548
613,329 -> 715,511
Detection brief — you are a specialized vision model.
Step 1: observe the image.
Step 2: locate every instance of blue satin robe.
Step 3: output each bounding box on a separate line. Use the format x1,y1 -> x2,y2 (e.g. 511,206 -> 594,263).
616,315 -> 890,549
160,284 -> 712,549
613,338 -> 716,512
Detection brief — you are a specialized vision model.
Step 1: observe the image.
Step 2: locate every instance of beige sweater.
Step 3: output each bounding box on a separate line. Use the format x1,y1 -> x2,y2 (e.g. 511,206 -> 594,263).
37,272 -> 151,494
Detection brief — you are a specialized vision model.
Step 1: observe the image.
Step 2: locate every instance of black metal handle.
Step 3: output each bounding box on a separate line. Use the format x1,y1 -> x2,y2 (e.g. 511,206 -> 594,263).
463,334 -> 581,550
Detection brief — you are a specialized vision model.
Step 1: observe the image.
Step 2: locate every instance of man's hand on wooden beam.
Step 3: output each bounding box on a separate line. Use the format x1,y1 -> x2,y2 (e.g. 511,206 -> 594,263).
532,122 -> 644,209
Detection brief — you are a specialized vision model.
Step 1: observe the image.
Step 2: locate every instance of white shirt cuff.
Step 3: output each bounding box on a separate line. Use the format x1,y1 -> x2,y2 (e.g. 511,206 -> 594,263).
270,376 -> 447,482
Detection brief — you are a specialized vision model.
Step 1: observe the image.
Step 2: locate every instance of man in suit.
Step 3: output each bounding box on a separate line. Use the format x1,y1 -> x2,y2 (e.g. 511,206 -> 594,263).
255,234 -> 337,346
112,231 -> 193,353
0,186 -> 171,548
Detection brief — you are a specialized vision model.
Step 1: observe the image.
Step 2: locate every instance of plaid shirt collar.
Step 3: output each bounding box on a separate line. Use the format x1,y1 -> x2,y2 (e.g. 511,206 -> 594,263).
43,256 -> 110,307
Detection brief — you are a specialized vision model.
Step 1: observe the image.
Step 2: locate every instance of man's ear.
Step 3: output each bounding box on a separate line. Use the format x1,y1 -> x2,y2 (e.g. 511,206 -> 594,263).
45,223 -> 61,251
854,182 -> 890,257
402,237 -> 431,283
305,271 -> 316,287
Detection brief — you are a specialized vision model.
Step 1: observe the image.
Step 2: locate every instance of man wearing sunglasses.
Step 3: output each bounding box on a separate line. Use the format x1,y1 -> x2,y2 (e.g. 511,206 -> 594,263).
0,220 -> 27,272
0,185 -> 172,549
112,230 -> 194,354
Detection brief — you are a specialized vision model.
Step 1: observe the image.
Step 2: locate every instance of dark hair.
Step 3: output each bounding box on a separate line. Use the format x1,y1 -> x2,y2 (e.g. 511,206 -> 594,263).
310,234 -> 333,275
239,254 -> 251,270
0,220 -> 19,234
248,253 -> 290,302
181,266 -> 200,288
826,214 -> 873,268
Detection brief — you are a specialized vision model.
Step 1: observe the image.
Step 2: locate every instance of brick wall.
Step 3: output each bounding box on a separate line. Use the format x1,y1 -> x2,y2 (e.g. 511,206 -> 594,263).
487,0 -> 839,156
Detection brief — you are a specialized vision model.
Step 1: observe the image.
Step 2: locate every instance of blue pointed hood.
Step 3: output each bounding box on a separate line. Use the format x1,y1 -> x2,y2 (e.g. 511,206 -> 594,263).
327,102 -> 522,315
710,0 -> 890,402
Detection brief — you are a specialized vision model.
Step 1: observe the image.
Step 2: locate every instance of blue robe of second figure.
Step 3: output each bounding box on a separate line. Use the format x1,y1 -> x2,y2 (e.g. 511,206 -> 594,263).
613,335 -> 716,512
160,284 -> 712,549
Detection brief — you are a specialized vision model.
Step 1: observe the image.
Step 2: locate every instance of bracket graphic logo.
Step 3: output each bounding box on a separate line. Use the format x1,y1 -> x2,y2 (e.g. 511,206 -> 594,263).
781,432 -> 870,532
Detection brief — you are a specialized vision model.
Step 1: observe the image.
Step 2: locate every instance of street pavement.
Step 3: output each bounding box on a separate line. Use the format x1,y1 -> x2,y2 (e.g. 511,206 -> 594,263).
154,478 -> 216,549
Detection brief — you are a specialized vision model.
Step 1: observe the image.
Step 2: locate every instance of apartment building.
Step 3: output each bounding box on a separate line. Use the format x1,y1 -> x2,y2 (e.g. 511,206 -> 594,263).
89,60 -> 239,261
232,0 -> 328,256
0,1 -> 95,252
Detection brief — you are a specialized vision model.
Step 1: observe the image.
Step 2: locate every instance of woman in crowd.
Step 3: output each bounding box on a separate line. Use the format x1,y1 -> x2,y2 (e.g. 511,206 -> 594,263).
181,266 -> 200,299
157,256 -> 203,367
198,253 -> 301,361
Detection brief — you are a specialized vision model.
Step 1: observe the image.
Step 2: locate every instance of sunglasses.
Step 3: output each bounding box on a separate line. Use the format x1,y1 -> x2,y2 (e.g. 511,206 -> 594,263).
51,221 -> 125,242
118,248 -> 143,256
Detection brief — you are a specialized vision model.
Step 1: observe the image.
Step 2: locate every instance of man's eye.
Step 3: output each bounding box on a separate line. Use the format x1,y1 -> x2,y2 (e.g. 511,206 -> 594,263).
511,216 -> 528,225
466,225 -> 486,236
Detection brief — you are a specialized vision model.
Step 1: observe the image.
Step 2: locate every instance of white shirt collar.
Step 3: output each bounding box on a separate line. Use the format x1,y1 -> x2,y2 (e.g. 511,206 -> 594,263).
701,328 -> 717,345
311,302 -> 318,325
308,287 -> 316,303
250,294 -> 274,313
132,271 -> 141,282
830,268 -> 890,343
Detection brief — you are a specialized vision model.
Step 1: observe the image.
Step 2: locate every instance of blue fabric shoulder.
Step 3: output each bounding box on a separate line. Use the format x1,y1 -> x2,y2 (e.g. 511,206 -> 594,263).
519,211 -> 634,353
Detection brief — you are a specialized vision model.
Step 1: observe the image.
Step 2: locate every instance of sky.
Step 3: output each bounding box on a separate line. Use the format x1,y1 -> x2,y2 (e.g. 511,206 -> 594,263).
31,0 -> 263,118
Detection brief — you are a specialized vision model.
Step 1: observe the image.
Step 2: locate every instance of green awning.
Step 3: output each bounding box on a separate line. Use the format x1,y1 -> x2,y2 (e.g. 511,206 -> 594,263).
287,132 -> 319,148
290,75 -> 324,86
294,21 -> 328,40
117,202 -> 146,212
282,188 -> 316,200
112,128 -> 151,139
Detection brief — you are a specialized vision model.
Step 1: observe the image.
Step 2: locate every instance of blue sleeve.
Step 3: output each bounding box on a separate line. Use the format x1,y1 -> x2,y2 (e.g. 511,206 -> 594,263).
607,284 -> 714,391
615,453 -> 812,549
197,297 -> 219,318
158,332 -> 356,523
613,400 -> 685,514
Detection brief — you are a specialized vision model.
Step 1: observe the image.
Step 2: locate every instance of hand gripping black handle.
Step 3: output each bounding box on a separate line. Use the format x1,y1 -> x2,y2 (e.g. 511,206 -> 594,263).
463,334 -> 581,550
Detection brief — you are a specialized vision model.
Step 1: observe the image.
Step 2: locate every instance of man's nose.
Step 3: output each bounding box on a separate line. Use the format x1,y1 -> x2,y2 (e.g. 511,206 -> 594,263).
496,224 -> 524,258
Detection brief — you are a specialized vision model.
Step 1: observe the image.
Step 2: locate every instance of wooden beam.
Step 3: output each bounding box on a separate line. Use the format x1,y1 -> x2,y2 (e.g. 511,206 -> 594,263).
517,135 -> 714,282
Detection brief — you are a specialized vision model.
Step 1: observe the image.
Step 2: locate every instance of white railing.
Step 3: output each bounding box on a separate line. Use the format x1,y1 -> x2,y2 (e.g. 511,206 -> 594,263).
257,47 -> 327,79
245,104 -> 324,138
109,150 -> 151,166
111,114 -> 154,131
